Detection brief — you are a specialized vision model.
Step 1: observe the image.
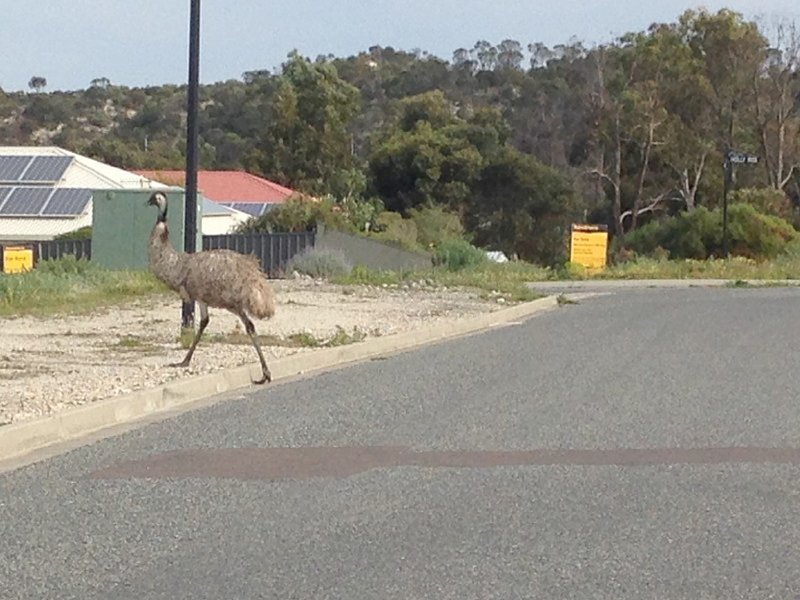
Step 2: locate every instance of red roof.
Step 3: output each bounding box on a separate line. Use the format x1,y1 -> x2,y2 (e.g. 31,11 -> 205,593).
134,170 -> 297,204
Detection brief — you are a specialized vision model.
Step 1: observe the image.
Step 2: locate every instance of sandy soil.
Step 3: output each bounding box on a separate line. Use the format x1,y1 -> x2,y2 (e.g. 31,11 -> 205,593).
0,278 -> 506,425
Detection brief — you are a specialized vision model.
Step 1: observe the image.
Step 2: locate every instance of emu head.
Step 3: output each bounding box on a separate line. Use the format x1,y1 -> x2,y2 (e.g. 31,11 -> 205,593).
147,192 -> 168,222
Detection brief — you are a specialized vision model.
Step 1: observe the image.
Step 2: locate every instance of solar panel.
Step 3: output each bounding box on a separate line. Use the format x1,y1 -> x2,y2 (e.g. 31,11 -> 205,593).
0,187 -> 54,215
21,156 -> 73,182
0,186 -> 12,212
224,202 -> 269,217
41,188 -> 92,215
0,156 -> 34,182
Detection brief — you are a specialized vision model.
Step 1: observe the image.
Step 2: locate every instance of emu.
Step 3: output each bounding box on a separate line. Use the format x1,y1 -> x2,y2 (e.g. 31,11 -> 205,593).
147,191 -> 275,383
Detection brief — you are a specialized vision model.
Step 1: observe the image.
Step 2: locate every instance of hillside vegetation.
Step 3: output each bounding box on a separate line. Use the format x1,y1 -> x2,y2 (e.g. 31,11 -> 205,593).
2,8 -> 799,267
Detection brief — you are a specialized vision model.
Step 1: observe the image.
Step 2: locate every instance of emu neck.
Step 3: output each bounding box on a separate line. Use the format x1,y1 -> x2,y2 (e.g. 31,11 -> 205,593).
148,221 -> 186,290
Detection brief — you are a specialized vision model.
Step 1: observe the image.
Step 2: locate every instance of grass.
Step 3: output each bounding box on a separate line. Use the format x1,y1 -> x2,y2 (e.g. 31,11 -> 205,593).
333,254 -> 800,302
590,256 -> 800,281
202,326 -> 368,349
111,335 -> 161,354
333,262 -> 550,302
556,294 -> 578,306
0,256 -> 168,317
4,253 -> 799,320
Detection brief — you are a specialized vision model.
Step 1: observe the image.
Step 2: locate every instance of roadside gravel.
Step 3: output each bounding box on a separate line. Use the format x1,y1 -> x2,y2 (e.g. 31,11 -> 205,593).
0,278 -> 506,425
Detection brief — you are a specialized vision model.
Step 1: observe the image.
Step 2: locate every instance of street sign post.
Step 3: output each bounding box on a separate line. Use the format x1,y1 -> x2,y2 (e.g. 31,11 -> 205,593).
722,150 -> 759,257
569,224 -> 609,271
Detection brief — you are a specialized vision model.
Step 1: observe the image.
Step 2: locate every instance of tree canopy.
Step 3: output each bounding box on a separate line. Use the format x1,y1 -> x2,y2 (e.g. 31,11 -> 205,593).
1,8 -> 798,264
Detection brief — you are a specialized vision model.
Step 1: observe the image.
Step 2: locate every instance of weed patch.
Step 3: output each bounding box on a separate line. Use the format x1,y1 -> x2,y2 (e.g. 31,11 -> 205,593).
0,256 -> 168,317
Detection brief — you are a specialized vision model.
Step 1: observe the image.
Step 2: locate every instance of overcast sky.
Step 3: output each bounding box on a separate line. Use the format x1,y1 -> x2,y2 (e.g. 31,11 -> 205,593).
1,1 -> 798,92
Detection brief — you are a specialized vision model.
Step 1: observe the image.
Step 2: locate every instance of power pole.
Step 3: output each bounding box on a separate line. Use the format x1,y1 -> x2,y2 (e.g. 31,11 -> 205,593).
181,0 -> 201,331
723,149 -> 759,257
722,156 -> 732,257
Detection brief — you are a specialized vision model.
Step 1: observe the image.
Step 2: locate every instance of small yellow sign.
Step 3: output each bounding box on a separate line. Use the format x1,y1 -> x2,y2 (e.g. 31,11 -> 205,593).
570,224 -> 608,270
3,246 -> 34,274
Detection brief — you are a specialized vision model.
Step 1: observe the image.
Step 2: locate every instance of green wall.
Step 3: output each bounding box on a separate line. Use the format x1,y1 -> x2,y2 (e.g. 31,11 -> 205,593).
315,225 -> 432,272
91,188 -> 202,270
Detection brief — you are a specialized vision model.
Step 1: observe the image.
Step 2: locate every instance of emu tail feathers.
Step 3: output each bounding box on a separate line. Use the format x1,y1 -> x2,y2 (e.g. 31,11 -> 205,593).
245,276 -> 276,320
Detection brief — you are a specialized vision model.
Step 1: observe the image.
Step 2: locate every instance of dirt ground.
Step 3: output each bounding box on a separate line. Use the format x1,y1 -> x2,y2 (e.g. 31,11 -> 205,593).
0,278 -> 506,425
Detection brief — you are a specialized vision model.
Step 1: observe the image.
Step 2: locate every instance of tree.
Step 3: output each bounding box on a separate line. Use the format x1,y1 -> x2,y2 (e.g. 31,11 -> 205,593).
472,41 -> 498,71
368,91 -> 490,212
497,39 -> 524,70
28,76 -> 47,93
753,19 -> 800,191
469,147 -> 578,265
247,52 -> 362,198
679,9 -> 767,153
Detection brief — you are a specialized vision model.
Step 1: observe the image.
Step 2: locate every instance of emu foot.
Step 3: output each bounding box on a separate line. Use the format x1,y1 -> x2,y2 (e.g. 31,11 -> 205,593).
168,359 -> 191,368
252,367 -> 272,385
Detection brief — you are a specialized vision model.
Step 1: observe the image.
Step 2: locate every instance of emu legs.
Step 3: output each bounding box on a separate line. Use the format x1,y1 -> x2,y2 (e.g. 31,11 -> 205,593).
239,312 -> 271,384
168,302 -> 271,385
170,301 -> 209,368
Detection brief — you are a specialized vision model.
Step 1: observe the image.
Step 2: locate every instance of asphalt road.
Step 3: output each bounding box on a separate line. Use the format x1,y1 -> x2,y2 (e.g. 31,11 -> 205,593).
2,287 -> 800,599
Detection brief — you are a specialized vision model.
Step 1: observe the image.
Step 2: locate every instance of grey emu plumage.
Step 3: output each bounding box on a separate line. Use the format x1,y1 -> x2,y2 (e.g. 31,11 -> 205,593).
147,191 -> 275,384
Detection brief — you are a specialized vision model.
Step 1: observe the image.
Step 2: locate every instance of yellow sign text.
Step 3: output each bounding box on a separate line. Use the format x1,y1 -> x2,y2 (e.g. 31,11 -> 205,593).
3,246 -> 34,274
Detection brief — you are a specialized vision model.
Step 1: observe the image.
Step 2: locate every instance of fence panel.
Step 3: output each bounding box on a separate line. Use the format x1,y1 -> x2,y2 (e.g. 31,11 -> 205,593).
34,239 -> 92,263
202,232 -> 314,277
1,234 -> 314,275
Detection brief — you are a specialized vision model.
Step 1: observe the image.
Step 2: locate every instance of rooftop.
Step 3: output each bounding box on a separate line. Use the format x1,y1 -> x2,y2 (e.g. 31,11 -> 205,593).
134,170 -> 297,204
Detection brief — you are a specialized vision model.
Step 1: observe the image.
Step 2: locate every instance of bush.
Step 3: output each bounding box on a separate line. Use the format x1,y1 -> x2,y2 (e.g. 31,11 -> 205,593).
238,195 -> 385,235
285,247 -> 353,279
622,204 -> 798,260
433,238 -> 488,271
407,204 -> 465,248
731,187 -> 793,221
0,256 -> 165,316
368,211 -> 420,250
55,226 -> 92,240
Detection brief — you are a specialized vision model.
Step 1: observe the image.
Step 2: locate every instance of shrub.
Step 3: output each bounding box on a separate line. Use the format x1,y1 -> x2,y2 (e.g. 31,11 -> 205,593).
731,187 -> 793,221
285,247 -> 353,279
368,211 -> 420,250
237,195 -> 384,235
0,256 -> 165,316
407,204 -> 464,248
622,204 -> 798,260
54,226 -> 92,240
433,238 -> 488,271
237,195 -> 354,234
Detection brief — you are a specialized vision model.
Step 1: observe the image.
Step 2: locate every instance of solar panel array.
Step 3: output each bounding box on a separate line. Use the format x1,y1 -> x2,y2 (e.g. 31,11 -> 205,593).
219,202 -> 275,217
42,188 -> 93,215
0,186 -> 92,216
0,156 -> 33,181
0,155 -> 74,183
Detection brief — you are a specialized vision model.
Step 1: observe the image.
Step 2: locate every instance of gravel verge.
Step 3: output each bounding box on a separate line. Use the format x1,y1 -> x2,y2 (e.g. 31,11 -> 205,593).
0,278 -> 507,425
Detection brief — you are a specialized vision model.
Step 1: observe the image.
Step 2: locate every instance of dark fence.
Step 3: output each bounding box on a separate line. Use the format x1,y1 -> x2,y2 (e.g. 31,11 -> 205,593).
0,239 -> 92,269
4,229 -> 425,275
203,231 -> 315,276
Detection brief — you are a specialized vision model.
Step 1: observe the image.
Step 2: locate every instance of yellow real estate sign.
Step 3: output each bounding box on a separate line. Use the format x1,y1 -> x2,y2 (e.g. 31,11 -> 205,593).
570,224 -> 608,270
2,246 -> 34,274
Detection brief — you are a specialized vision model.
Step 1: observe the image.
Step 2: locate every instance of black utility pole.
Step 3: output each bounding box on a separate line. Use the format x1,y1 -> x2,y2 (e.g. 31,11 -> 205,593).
181,0 -> 201,330
722,148 -> 759,258
722,154 -> 732,257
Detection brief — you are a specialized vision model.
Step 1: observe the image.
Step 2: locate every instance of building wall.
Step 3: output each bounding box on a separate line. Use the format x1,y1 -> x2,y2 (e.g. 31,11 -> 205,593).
201,213 -> 249,235
0,213 -> 92,242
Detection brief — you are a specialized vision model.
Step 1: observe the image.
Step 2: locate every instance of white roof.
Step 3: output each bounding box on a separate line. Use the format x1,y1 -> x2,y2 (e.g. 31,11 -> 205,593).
0,146 -> 256,241
0,146 -> 168,190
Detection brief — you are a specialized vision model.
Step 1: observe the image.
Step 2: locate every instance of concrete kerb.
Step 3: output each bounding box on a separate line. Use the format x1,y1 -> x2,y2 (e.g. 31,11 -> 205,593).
0,293 -> 575,465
